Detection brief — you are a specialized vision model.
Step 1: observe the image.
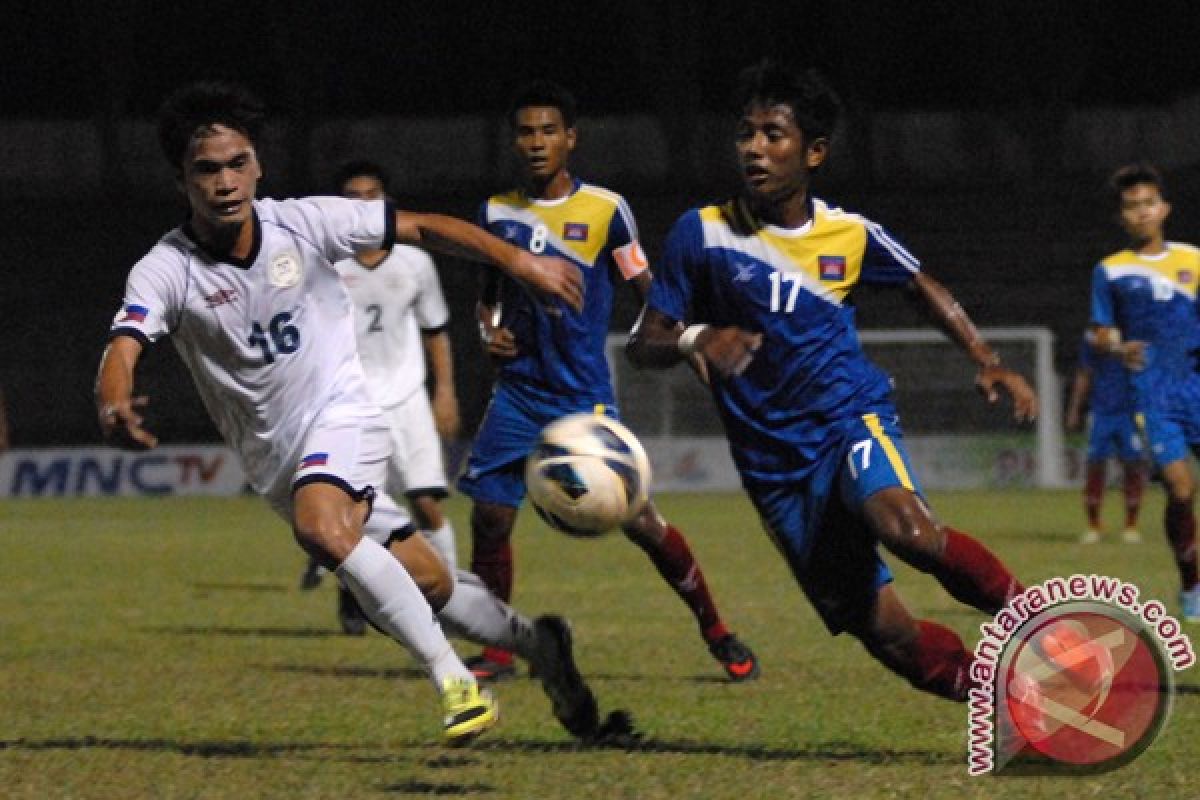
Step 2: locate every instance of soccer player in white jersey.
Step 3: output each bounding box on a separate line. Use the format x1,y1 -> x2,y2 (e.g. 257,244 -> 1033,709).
95,81 -> 603,744
299,160 -> 464,635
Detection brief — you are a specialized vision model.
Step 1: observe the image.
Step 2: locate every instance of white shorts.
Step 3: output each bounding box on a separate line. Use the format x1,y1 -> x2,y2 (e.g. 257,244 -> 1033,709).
381,391 -> 448,498
263,403 -> 413,543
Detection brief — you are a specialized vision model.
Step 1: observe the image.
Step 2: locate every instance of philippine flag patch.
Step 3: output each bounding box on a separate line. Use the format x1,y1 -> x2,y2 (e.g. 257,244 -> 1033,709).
119,304 -> 149,323
299,452 -> 329,469
818,255 -> 846,281
563,222 -> 589,241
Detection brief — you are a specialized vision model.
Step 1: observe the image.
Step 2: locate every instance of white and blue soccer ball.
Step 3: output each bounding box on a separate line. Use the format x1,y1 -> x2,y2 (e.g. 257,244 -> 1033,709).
525,413 -> 651,537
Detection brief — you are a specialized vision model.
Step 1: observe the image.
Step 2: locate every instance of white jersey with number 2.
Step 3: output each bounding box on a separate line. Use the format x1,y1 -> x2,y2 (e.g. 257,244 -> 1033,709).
335,245 -> 449,409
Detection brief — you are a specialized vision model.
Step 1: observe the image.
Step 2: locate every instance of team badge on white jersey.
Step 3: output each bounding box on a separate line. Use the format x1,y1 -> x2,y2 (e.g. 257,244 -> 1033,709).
269,250 -> 303,288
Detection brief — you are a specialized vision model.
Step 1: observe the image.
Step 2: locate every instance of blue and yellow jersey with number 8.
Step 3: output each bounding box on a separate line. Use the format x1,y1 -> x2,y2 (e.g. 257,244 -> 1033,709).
1090,243 -> 1200,412
480,179 -> 647,398
649,196 -> 921,482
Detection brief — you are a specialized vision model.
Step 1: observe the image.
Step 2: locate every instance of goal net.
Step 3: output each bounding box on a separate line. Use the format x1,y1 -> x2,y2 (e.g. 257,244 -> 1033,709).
606,327 -> 1066,490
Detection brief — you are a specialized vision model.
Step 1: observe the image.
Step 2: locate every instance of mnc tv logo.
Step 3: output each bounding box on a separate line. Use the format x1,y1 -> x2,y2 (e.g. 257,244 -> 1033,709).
1,447 -> 246,497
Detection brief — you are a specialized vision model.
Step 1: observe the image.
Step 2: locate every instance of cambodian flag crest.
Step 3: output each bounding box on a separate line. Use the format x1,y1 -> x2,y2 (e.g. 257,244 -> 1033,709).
818,255 -> 846,281
563,222 -> 589,241
300,452 -> 329,469
119,304 -> 148,323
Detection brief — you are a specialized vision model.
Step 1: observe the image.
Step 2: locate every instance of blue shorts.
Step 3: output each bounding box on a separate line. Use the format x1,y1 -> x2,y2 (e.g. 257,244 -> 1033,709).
745,409 -> 919,635
1137,376 -> 1200,467
457,380 -> 617,508
1140,408 -> 1200,467
1086,412 -> 1143,463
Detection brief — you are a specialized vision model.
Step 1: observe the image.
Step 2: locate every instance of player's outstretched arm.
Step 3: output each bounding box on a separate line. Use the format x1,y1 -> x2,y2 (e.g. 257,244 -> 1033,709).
395,210 -> 583,311
95,335 -> 158,450
627,307 -> 761,378
908,272 -> 1038,422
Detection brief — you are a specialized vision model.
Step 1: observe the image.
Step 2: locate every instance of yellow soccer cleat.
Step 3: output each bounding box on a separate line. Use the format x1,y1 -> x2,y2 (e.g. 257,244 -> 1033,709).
441,676 -> 498,746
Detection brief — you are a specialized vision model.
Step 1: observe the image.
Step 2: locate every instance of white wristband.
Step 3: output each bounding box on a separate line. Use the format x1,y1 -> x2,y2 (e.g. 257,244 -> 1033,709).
1104,330 -> 1123,354
677,324 -> 711,357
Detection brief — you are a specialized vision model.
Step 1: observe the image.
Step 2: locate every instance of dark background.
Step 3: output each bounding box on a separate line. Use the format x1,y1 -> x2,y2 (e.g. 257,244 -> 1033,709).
4,1 -> 1200,446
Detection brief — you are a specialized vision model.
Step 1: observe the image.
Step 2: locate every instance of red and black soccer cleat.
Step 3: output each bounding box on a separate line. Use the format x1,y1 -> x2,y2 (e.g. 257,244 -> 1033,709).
709,633 -> 761,682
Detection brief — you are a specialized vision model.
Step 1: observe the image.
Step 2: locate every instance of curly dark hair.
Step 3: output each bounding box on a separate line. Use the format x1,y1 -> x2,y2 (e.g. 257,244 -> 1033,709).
156,81 -> 266,169
734,60 -> 841,141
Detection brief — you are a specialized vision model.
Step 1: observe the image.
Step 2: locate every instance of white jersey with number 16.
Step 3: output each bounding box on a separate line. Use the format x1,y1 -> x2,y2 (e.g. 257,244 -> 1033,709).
108,196 -> 394,491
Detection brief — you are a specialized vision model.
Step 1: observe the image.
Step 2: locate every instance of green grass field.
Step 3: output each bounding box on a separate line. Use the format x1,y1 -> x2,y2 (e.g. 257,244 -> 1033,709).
1,490 -> 1195,799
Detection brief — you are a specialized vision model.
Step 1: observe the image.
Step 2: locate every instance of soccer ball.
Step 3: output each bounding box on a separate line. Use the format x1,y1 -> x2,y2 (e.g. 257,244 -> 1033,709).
525,413 -> 652,537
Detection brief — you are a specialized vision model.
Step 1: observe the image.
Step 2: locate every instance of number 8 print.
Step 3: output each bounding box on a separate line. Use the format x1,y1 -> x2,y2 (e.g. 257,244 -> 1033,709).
529,223 -> 548,254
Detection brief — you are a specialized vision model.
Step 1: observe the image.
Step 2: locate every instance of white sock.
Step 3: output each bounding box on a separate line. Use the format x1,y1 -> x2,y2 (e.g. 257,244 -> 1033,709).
335,536 -> 471,688
438,570 -> 539,659
423,521 -> 458,573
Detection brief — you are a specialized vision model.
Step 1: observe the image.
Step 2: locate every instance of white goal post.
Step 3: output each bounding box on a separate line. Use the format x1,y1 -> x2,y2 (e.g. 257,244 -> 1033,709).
606,326 -> 1068,490
857,327 -> 1066,488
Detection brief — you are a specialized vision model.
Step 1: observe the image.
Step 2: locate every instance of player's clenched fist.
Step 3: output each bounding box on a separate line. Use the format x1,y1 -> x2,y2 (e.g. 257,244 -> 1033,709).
696,327 -> 763,378
98,396 -> 158,450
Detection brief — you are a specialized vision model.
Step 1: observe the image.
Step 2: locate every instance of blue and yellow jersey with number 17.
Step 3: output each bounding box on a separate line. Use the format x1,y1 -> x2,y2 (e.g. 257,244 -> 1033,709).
649,196 -> 920,483
480,179 -> 648,398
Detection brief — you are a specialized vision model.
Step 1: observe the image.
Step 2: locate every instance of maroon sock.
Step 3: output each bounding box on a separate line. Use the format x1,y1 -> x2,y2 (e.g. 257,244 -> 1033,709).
632,525 -> 728,643
1122,462 -> 1145,528
933,529 -> 1024,614
469,536 -> 515,664
469,537 -> 513,602
1084,462 -> 1107,528
1165,500 -> 1199,589
906,620 -> 974,702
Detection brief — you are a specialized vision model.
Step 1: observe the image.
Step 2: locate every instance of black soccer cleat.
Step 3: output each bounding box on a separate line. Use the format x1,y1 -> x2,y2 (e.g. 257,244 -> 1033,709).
337,587 -> 368,636
531,615 -> 599,737
709,633 -> 760,682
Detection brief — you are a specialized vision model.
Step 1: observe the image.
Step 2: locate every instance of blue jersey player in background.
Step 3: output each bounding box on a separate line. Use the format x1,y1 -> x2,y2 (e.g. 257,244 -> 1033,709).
458,80 -> 758,682
1065,336 -> 1145,545
1089,163 -> 1200,620
628,61 -> 1042,705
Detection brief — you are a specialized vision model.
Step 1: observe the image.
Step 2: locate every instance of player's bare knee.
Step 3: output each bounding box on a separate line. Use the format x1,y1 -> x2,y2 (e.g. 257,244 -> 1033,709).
293,483 -> 367,565
1166,483 -> 1195,506
868,493 -> 941,567
410,494 -> 444,530
389,533 -> 454,610
293,516 -> 358,567
416,567 -> 454,610
620,503 -> 664,544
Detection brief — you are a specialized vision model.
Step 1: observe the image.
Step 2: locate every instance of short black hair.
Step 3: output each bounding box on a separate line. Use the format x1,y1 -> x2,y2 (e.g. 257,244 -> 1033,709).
507,79 -> 577,128
1110,162 -> 1166,203
734,60 -> 841,141
157,81 -> 266,170
333,159 -> 391,195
